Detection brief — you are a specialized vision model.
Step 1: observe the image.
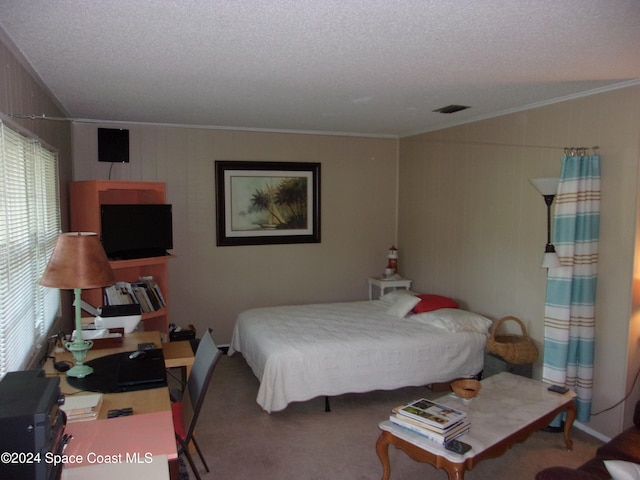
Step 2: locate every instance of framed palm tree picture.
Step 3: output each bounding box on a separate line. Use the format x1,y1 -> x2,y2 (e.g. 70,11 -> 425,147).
215,161 -> 321,246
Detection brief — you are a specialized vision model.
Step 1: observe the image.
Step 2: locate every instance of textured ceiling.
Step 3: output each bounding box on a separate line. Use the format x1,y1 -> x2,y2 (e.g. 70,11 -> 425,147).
1,0 -> 639,137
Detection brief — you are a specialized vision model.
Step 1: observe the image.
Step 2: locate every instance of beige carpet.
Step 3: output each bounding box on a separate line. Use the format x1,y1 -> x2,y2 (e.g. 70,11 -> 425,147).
187,354 -> 603,479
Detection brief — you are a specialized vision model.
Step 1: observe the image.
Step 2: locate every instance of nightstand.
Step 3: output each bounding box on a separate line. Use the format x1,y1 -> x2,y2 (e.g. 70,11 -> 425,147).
368,277 -> 412,300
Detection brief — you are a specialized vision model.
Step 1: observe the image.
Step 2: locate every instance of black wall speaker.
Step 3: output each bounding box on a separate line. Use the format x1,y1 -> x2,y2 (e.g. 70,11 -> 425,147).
98,128 -> 129,163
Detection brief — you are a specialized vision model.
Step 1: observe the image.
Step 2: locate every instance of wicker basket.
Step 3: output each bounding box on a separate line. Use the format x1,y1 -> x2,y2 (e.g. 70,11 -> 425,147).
486,316 -> 538,365
451,379 -> 481,399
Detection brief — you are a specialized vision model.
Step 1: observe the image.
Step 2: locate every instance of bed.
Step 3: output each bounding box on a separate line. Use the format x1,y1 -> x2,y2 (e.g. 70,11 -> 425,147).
228,291 -> 492,413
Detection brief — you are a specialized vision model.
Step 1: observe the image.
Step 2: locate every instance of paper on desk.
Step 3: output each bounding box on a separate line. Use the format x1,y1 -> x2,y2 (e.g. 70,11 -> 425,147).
72,329 -> 123,341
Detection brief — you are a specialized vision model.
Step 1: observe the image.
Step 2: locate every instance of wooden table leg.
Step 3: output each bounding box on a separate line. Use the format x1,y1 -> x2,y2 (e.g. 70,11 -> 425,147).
376,431 -> 392,480
563,401 -> 577,451
442,463 -> 465,480
376,430 -> 466,480
168,458 -> 180,480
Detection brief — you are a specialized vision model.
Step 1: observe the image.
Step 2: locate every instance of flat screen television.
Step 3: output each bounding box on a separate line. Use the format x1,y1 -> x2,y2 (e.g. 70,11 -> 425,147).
100,204 -> 173,260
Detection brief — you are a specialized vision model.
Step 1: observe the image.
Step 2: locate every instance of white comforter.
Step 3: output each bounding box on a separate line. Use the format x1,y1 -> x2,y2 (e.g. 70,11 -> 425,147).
228,300 -> 487,413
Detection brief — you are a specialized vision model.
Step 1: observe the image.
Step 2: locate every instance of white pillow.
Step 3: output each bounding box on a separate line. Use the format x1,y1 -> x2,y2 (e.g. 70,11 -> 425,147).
379,289 -> 418,306
412,308 -> 492,334
385,294 -> 421,318
604,460 -> 640,480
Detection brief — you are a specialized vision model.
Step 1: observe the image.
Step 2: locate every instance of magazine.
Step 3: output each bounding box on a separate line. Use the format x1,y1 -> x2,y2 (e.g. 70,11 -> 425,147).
396,398 -> 466,430
390,414 -> 470,444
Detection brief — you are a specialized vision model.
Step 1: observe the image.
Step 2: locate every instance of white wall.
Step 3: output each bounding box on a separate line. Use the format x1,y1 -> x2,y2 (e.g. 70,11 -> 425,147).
72,124 -> 399,343
398,85 -> 640,438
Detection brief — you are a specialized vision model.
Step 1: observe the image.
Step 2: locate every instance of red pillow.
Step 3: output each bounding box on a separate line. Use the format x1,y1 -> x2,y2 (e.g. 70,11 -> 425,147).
412,294 -> 459,314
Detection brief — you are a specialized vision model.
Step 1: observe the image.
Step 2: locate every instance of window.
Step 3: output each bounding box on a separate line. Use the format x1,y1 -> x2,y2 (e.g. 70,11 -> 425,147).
0,119 -> 61,378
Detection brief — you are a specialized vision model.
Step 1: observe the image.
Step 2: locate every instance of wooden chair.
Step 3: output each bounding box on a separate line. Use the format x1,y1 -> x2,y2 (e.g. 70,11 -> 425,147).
171,329 -> 222,480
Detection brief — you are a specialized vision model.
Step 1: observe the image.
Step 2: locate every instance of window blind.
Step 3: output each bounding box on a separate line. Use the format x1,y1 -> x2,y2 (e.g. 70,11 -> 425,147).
0,120 -> 61,378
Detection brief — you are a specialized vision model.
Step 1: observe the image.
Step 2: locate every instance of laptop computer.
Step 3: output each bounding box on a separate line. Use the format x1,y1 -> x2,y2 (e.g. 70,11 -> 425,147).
116,349 -> 167,390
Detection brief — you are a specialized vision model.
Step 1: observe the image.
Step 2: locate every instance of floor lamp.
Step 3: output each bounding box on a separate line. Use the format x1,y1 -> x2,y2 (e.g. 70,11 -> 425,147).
529,177 -> 561,269
40,232 -> 115,377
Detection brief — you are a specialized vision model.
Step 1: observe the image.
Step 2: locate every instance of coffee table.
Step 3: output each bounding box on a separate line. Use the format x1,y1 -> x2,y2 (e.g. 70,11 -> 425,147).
376,372 -> 577,480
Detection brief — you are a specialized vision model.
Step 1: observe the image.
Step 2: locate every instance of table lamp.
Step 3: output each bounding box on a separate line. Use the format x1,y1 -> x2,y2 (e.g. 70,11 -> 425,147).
39,232 -> 115,377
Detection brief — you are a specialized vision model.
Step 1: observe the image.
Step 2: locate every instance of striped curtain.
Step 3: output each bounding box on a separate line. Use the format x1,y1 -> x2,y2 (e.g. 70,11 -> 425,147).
542,152 -> 600,423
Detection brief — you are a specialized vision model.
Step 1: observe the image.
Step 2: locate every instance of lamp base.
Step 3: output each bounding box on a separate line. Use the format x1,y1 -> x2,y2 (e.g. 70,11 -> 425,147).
65,339 -> 94,378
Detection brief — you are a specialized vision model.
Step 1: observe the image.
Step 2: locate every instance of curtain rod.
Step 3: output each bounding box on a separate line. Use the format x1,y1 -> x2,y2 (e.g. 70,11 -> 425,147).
565,146 -> 600,156
5,113 -> 72,122
0,114 -> 60,153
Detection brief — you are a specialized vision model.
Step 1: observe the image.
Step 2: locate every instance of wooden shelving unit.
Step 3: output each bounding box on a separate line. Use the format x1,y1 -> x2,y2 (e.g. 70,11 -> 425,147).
70,180 -> 172,334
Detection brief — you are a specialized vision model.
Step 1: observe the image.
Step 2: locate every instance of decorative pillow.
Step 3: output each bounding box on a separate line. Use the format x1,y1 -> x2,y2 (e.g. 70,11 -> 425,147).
385,294 -> 421,318
379,289 -> 418,306
604,460 -> 640,480
412,308 -> 492,334
412,294 -> 459,313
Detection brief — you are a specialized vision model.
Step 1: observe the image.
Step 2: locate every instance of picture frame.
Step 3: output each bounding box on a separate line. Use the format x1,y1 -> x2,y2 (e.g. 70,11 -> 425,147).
215,161 -> 321,246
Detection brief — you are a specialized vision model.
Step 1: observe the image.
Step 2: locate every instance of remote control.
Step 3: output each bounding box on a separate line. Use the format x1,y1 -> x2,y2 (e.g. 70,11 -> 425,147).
548,384 -> 569,394
137,342 -> 155,351
107,407 -> 133,418
444,439 -> 472,455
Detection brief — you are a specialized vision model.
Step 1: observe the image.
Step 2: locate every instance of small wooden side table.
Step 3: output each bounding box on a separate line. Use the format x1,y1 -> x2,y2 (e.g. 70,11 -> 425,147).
163,339 -> 195,380
368,277 -> 412,300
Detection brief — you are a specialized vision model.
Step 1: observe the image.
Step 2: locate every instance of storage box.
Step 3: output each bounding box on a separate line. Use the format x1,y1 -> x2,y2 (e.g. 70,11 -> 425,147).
170,325 -> 196,342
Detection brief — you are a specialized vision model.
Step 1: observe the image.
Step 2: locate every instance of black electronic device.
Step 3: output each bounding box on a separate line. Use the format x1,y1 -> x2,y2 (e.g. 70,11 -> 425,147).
98,127 -> 129,163
0,370 -> 66,480
107,407 -> 133,418
128,350 -> 146,360
98,304 -> 142,317
548,384 -> 569,394
53,361 -> 71,373
100,204 -> 173,259
444,438 -> 472,455
116,349 -> 166,388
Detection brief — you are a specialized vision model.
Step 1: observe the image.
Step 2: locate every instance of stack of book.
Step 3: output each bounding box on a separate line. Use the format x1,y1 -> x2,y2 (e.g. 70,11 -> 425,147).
390,398 -> 470,445
104,276 -> 166,313
59,393 -> 103,422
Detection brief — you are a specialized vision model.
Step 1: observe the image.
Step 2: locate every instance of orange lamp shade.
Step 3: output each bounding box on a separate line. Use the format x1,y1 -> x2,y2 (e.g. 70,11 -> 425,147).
39,232 -> 115,290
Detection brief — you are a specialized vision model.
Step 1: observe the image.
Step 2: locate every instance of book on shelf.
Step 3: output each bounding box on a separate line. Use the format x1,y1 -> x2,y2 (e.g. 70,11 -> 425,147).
132,284 -> 154,312
140,276 -> 166,307
137,281 -> 161,310
389,413 -> 470,444
104,282 -> 136,306
396,398 -> 467,431
103,277 -> 165,312
59,393 -> 103,422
